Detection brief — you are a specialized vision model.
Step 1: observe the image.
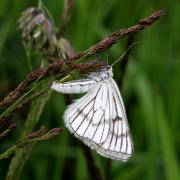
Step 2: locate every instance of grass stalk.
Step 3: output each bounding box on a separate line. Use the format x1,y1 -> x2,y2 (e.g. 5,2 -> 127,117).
5,90 -> 51,180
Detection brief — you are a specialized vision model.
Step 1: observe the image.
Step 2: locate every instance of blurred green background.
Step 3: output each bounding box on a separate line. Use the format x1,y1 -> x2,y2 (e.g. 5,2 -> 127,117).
0,0 -> 180,180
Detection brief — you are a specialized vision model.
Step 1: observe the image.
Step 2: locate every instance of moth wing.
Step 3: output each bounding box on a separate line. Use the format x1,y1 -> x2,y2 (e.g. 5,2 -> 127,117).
95,79 -> 133,160
64,79 -> 133,161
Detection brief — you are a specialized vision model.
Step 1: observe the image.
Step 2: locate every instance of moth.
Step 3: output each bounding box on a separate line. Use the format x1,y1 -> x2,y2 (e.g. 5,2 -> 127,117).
51,66 -> 133,161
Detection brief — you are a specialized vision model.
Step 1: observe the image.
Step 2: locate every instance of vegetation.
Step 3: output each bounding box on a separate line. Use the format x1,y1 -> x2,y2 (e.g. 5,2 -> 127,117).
0,0 -> 179,180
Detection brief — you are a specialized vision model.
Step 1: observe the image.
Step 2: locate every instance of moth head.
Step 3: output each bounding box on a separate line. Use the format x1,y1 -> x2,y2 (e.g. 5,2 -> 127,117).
106,66 -> 113,77
107,65 -> 111,69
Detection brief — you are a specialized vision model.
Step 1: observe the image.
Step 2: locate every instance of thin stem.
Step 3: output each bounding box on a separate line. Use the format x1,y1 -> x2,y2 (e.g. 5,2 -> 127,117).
5,144 -> 36,180
0,146 -> 16,160
0,124 -> 16,140
0,125 -> 61,161
5,90 -> 51,180
27,52 -> 32,71
0,77 -> 49,120
38,0 -> 55,28
0,87 -> 34,119
81,145 -> 103,180
23,42 -> 32,71
58,0 -> 73,36
38,0 -> 43,8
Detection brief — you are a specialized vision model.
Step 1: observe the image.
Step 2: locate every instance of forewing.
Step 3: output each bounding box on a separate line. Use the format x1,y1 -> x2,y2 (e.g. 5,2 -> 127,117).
96,79 -> 133,160
64,80 -> 107,140
51,78 -> 97,94
51,69 -> 110,94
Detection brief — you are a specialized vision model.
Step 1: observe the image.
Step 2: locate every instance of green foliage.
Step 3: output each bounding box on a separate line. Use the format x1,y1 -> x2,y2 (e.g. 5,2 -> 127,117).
0,0 -> 179,180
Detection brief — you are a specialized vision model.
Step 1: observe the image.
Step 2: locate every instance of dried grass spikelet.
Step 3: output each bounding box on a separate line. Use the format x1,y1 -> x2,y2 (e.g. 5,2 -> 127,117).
57,37 -> 75,58
18,7 -> 57,56
18,7 -> 76,59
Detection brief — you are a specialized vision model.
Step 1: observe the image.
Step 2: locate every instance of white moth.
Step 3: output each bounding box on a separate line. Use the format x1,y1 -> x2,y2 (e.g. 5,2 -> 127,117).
51,67 -> 133,161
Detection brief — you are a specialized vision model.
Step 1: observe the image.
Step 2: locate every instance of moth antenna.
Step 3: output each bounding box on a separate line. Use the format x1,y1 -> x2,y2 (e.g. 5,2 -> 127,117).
106,48 -> 111,62
111,42 -> 139,67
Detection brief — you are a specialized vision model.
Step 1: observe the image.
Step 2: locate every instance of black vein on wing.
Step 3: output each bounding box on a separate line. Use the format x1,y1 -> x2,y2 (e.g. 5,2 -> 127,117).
69,82 -> 103,136
69,83 -> 102,125
120,112 -> 123,153
81,84 -> 104,137
102,82 -> 111,147
111,79 -> 127,122
108,86 -> 115,150
112,92 -> 120,151
111,79 -> 131,154
91,114 -> 104,142
75,107 -> 94,132
99,84 -> 109,144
